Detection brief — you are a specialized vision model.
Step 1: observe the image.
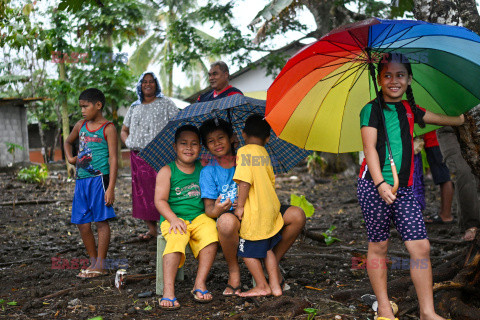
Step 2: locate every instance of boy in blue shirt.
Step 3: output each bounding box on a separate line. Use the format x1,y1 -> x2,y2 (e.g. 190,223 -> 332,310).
64,88 -> 118,279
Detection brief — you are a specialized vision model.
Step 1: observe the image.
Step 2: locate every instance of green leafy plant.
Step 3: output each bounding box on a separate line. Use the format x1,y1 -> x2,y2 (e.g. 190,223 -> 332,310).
87,317 -> 103,320
290,194 -> 315,217
322,226 -> 341,246
304,307 -> 318,320
0,299 -> 18,311
144,305 -> 152,311
6,142 -> 24,164
307,151 -> 325,176
17,164 -> 48,184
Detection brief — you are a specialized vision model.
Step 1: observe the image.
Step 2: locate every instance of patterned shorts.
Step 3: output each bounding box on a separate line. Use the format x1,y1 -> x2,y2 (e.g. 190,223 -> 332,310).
357,178 -> 427,242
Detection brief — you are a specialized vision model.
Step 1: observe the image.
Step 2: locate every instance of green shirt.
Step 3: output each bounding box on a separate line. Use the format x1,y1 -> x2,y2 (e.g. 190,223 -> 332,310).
162,160 -> 204,223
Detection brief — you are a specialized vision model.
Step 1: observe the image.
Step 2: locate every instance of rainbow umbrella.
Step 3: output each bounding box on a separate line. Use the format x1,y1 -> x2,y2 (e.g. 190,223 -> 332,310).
266,18 -> 480,154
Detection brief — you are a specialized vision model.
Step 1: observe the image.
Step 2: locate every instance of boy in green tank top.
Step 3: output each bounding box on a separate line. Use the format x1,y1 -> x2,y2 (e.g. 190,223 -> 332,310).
154,125 -> 218,310
64,88 -> 118,279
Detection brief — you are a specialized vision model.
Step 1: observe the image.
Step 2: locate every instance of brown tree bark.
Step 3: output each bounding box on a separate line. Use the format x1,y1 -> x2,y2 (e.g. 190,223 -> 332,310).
412,1 -> 480,178
410,2 -> 480,317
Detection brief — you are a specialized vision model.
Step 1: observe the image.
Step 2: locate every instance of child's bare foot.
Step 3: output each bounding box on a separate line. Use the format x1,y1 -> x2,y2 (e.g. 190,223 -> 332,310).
238,285 -> 271,297
270,283 -> 282,296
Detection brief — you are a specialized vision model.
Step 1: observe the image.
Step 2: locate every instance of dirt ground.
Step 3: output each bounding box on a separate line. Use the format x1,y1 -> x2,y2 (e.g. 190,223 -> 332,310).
0,162 -> 468,319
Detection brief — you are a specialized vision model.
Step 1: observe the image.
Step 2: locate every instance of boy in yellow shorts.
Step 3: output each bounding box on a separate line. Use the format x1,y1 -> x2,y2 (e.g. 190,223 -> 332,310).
154,125 -> 218,310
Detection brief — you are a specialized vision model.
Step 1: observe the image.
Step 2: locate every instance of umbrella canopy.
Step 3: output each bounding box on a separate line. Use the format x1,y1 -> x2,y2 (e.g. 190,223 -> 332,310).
265,18 -> 480,153
139,94 -> 311,174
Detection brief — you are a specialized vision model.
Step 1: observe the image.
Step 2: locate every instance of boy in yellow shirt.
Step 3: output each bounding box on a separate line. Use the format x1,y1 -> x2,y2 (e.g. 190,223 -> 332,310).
233,114 -> 284,297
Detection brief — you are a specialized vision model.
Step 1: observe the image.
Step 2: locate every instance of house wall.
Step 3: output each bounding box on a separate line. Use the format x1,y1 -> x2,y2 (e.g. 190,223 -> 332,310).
0,104 -> 29,166
229,67 -> 276,93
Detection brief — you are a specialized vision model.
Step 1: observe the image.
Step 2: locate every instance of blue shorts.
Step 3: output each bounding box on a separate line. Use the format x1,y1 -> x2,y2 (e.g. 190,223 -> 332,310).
237,231 -> 282,259
357,178 -> 427,242
71,175 -> 116,224
425,146 -> 451,185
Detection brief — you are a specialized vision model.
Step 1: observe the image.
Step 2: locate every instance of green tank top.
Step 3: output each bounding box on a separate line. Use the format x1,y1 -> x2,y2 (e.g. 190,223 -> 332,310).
76,120 -> 112,179
161,160 -> 204,223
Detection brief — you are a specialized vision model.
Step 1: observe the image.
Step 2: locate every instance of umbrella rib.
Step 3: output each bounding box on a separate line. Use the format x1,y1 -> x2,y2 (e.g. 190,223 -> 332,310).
330,63 -> 369,89
323,40 -> 363,58
347,30 -> 369,56
369,23 -> 393,48
374,26 -> 417,53
379,36 -> 425,55
317,63 -> 366,85
336,62 -> 367,153
348,63 -> 369,93
371,23 -> 396,50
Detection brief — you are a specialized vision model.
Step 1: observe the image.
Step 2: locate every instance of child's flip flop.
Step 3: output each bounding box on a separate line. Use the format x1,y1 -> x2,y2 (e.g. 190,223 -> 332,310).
159,297 -> 180,310
191,289 -> 213,303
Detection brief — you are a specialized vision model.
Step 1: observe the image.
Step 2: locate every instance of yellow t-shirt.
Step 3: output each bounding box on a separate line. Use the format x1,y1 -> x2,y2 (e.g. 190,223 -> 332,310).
233,144 -> 283,240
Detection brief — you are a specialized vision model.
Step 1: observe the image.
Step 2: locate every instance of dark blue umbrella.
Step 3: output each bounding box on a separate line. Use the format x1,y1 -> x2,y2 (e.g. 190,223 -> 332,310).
139,94 -> 311,174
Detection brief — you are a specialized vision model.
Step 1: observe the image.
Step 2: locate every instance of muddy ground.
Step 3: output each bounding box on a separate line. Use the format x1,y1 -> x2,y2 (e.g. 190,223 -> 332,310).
0,162 -> 468,319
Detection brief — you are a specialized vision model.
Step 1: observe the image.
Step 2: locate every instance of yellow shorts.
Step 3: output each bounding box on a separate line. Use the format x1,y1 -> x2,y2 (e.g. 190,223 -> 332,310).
160,213 -> 218,268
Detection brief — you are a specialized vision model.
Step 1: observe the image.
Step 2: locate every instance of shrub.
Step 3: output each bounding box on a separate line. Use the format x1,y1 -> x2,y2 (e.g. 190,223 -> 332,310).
17,164 -> 48,184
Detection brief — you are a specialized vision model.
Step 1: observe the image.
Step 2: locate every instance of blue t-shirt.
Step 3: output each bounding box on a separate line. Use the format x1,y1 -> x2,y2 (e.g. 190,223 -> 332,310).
199,162 -> 237,210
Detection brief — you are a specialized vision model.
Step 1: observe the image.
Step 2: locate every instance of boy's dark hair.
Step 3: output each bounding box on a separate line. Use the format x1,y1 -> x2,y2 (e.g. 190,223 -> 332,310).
243,114 -> 271,140
199,118 -> 234,148
174,124 -> 200,143
79,88 -> 106,109
377,52 -> 425,128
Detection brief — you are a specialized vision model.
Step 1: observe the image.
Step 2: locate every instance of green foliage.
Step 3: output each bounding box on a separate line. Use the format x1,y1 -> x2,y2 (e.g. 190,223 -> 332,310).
322,226 -> 341,246
290,194 -> 315,218
5,142 -> 24,164
304,307 -> 318,320
307,151 -> 326,176
6,142 -> 24,155
87,317 -> 103,320
390,0 -> 414,18
0,299 -> 17,307
17,164 -> 48,184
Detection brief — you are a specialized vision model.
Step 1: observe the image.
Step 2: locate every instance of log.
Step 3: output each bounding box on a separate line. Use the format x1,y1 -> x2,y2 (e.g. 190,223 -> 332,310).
41,288 -> 74,300
125,273 -> 156,281
0,199 -> 69,206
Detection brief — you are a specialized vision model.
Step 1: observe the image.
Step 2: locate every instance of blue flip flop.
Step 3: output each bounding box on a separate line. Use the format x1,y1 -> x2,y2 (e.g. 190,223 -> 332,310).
159,297 -> 180,310
191,289 -> 213,303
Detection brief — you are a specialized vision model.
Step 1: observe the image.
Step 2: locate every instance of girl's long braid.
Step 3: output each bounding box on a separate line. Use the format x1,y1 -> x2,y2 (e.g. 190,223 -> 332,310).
406,84 -> 425,128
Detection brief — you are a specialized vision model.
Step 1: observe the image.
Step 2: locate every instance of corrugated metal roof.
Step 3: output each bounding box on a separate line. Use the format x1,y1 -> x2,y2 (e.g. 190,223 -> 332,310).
0,97 -> 47,106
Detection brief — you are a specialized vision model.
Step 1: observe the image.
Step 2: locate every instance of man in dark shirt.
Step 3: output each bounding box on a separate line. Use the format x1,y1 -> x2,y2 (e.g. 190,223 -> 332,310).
197,61 -> 243,102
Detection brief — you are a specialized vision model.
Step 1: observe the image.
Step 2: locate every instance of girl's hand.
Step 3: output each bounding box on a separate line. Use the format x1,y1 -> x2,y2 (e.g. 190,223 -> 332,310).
378,183 -> 396,204
232,199 -> 238,210
458,114 -> 465,125
169,218 -> 187,235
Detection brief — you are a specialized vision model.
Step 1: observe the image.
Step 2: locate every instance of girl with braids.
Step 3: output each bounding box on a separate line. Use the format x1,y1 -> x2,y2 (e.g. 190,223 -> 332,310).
357,52 -> 463,320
